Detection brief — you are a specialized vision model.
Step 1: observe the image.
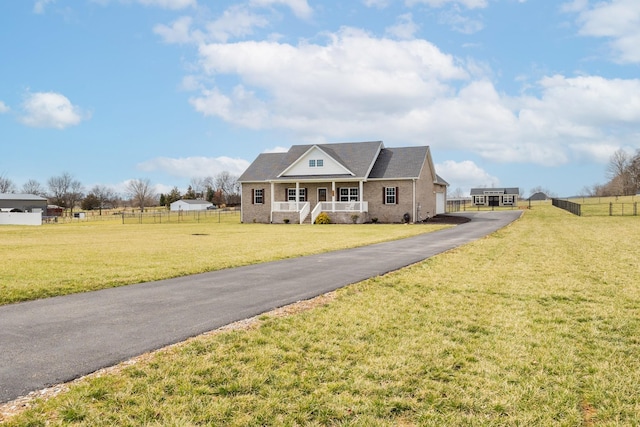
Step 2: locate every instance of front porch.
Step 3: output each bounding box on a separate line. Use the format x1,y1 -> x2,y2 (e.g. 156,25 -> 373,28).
272,201 -> 369,224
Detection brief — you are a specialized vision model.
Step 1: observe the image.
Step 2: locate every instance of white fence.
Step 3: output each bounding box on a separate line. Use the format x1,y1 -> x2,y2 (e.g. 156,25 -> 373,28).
0,212 -> 42,226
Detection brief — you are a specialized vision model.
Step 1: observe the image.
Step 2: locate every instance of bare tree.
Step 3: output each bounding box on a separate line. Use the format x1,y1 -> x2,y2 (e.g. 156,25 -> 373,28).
89,185 -> 117,215
214,171 -> 240,205
21,179 -> 45,196
126,178 -> 155,212
606,149 -> 633,195
47,172 -> 83,213
0,173 -> 16,193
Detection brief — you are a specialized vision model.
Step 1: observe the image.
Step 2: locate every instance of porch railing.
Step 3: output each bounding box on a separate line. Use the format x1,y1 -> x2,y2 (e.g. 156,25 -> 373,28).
311,201 -> 368,224
273,201 -> 311,224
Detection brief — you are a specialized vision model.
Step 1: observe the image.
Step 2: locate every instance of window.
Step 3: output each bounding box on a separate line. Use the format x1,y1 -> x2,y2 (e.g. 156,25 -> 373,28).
385,187 -> 397,204
503,195 -> 514,205
254,189 -> 264,204
309,159 -> 316,167
317,159 -> 323,167
288,188 -> 307,202
339,187 -> 358,202
474,195 -> 485,205
308,159 -> 323,168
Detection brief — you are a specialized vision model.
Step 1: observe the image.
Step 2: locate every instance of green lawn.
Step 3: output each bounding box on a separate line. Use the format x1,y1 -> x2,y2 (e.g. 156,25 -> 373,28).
0,219 -> 447,305
4,206 -> 640,425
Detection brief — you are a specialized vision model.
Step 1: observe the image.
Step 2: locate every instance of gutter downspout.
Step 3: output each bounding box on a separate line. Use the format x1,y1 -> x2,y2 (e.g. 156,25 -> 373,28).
413,179 -> 417,223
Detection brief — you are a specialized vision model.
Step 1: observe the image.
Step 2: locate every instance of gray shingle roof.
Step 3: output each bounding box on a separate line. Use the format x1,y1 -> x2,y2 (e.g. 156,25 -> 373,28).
238,141 -> 442,183
368,146 -> 427,179
0,193 -> 47,201
470,188 -> 520,196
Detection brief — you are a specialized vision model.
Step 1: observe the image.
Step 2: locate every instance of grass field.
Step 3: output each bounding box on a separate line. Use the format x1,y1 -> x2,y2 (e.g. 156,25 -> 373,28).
567,195 -> 640,217
4,205 -> 640,425
0,217 -> 447,306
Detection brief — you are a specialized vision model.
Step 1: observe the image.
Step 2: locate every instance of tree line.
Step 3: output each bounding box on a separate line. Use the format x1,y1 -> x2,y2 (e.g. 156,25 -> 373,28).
0,171 -> 241,214
582,149 -> 640,197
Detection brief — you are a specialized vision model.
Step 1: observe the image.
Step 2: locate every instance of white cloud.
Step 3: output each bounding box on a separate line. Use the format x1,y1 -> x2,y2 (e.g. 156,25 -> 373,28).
205,5 -> 270,42
264,146 -> 289,153
154,6 -> 270,45
154,16 -> 198,44
567,0 -> 640,63
249,0 -> 313,19
33,0 -> 54,14
20,92 -> 88,129
136,0 -> 196,9
0,101 -> 9,113
92,0 -> 196,9
180,24 -> 640,168
191,27 -> 468,131
406,0 -> 488,9
363,0 -> 391,8
435,160 -> 499,194
137,156 -> 251,178
438,9 -> 484,34
385,13 -> 419,40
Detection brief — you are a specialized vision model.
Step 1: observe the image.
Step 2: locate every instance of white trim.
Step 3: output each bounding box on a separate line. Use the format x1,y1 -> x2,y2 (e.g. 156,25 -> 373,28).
278,145 -> 355,178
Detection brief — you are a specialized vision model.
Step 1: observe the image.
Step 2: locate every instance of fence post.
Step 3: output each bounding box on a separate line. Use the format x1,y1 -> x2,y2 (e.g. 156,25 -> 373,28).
609,203 -> 613,216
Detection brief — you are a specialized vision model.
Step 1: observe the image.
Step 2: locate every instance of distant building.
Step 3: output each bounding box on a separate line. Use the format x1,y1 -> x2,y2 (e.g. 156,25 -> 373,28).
470,188 -> 519,207
170,199 -> 214,211
0,193 -> 47,212
0,194 -> 47,226
528,192 -> 549,201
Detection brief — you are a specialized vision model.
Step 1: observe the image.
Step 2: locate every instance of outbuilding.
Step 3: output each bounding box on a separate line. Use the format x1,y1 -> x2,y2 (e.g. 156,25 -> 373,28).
170,199 -> 214,211
470,188 -> 519,207
0,194 -> 47,226
0,193 -> 47,212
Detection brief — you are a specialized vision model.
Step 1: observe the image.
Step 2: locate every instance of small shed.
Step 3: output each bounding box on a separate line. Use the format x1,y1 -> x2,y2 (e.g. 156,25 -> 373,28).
470,188 -> 519,207
170,199 -> 213,211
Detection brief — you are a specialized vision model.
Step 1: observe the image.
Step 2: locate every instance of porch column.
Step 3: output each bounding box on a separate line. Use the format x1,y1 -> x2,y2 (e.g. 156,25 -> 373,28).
332,181 -> 336,212
359,181 -> 364,212
296,182 -> 300,211
270,181 -> 275,223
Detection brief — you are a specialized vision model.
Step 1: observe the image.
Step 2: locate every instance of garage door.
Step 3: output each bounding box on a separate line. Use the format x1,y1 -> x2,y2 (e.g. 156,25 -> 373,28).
436,192 -> 445,214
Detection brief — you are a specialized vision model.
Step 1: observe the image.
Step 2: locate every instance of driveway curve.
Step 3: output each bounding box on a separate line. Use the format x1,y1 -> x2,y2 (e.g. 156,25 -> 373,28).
0,210 -> 522,403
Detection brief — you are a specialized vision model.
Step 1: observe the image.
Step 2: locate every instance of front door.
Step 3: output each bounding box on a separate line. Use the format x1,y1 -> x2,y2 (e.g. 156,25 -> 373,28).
318,188 -> 327,202
489,196 -> 500,207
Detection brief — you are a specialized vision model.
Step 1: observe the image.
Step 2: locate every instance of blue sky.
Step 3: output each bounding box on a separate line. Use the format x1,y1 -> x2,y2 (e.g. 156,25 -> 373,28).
1,0 -> 640,197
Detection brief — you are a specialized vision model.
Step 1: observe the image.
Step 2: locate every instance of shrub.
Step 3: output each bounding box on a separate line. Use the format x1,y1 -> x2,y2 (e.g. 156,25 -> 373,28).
315,212 -> 331,224
351,214 -> 359,224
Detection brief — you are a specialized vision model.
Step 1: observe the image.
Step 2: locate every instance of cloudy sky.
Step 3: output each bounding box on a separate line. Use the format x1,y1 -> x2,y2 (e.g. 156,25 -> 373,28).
1,0 -> 639,197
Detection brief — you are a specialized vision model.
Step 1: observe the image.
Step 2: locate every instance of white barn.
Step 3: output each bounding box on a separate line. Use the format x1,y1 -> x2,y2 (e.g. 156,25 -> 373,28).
170,199 -> 214,211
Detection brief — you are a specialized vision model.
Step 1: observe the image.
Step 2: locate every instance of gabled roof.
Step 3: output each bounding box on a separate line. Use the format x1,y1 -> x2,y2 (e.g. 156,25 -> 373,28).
0,193 -> 47,201
239,141 -> 440,183
172,199 -> 212,205
470,187 -> 520,196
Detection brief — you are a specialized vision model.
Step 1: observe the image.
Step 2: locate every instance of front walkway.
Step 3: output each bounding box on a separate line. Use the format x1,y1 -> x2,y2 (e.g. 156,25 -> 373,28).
0,210 -> 522,404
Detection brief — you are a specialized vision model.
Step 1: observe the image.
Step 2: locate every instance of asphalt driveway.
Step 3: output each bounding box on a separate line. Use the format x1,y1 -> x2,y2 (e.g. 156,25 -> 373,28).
0,210 -> 522,404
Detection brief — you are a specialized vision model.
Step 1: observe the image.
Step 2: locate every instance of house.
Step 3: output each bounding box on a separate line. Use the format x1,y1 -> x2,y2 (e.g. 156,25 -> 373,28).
470,188 -> 520,207
238,141 -> 448,224
170,199 -> 214,211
